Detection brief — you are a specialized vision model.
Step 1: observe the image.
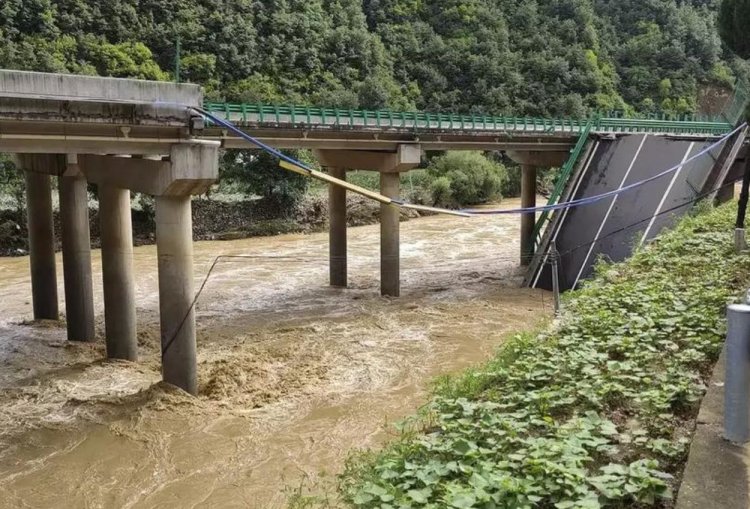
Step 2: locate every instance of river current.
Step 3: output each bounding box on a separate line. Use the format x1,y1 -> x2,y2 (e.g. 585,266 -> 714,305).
0,198 -> 550,508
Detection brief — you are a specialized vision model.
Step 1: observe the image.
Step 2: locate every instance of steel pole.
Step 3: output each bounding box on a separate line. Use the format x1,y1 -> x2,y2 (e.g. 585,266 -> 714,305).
551,242 -> 561,315
725,300 -> 750,443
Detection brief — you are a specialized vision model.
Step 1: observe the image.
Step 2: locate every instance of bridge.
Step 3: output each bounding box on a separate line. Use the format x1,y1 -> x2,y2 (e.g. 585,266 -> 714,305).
0,69 -> 744,394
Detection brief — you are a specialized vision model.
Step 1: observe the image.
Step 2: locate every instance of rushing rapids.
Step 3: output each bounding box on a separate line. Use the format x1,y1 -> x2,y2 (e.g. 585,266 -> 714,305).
0,198 -> 550,508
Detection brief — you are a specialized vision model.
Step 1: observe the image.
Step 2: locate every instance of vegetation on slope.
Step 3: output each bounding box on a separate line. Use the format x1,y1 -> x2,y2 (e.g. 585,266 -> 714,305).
338,203 -> 750,508
1,0 -> 747,117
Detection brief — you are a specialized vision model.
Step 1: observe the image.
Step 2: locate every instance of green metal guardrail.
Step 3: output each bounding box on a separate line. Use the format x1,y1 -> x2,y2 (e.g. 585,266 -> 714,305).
203,102 -> 594,133
722,81 -> 749,125
202,102 -> 734,136
530,120 -> 595,253
593,117 -> 731,135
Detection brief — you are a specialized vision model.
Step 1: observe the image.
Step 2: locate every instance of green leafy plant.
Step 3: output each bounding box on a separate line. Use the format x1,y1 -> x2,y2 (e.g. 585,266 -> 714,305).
426,152 -> 506,208
339,203 -> 750,508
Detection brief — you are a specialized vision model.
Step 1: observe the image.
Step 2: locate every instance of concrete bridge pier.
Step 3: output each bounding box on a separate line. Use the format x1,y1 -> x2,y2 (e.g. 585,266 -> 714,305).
327,167 -> 348,288
18,154 -> 60,320
59,155 -> 96,342
156,194 -> 197,394
380,173 -> 401,297
520,164 -> 537,266
508,151 -> 569,266
81,145 -> 218,394
98,184 -> 138,361
315,145 -> 420,297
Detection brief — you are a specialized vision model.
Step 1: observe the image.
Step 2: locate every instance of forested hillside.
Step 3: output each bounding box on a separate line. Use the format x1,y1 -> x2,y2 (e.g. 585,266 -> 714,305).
1,0 -> 747,117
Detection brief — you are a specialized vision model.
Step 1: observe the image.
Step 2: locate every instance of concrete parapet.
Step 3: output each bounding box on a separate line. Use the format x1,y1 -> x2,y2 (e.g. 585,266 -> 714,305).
0,69 -> 201,106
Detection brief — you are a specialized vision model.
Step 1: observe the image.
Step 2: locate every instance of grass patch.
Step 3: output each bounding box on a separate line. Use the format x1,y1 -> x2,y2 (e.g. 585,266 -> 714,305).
337,203 -> 750,508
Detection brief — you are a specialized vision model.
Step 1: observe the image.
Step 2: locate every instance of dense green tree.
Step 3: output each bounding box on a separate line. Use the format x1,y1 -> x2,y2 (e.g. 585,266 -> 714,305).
0,0 -> 746,118
719,0 -> 750,58
426,151 -> 507,207
220,150 -> 310,211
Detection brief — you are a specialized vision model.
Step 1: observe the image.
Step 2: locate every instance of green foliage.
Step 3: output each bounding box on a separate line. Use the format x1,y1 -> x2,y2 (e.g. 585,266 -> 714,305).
719,0 -> 750,59
0,0 -> 746,117
426,152 -> 506,207
81,37 -> 169,80
344,171 -> 380,192
220,150 -> 310,212
0,155 -> 24,213
428,177 -> 453,208
339,203 -> 750,508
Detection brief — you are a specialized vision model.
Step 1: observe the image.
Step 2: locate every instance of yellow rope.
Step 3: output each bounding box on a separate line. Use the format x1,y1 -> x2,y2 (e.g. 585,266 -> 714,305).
278,161 -> 472,217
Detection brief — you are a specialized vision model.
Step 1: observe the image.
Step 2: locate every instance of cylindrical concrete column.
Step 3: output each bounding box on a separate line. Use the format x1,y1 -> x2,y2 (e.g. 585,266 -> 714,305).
156,195 -> 197,395
380,172 -> 400,297
329,167 -> 347,287
60,172 -> 95,341
99,185 -> 137,361
520,164 -> 537,266
24,169 -> 59,320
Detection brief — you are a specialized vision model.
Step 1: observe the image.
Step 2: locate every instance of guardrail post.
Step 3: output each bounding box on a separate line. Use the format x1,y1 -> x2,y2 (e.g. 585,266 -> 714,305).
725,293 -> 750,443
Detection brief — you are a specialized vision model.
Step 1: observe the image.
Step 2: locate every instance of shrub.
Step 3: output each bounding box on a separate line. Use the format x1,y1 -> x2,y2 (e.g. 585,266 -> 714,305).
426,152 -> 506,207
401,170 -> 433,205
220,149 -> 310,213
428,177 -> 452,207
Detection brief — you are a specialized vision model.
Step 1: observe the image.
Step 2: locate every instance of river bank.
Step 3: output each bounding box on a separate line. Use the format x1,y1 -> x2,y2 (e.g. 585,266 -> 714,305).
339,203 -> 749,509
0,198 -> 549,508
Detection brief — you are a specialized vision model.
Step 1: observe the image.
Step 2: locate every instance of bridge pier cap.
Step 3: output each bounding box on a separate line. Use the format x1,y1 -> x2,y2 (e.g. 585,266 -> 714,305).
314,144 -> 421,172
80,144 -> 219,196
506,150 -> 569,168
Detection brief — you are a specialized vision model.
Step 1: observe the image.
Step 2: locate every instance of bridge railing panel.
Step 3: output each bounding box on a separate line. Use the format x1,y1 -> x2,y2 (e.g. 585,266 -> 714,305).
202,102 -> 733,136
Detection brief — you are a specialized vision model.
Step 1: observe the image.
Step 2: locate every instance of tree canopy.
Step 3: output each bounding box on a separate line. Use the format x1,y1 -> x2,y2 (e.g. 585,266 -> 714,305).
719,0 -> 750,59
0,0 -> 747,118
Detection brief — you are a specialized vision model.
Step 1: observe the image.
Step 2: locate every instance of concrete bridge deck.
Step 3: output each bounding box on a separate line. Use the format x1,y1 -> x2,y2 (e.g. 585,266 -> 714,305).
0,70 -> 207,155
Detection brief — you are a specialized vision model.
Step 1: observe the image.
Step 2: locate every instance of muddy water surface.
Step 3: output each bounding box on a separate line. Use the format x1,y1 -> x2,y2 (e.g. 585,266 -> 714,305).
0,198 -> 550,508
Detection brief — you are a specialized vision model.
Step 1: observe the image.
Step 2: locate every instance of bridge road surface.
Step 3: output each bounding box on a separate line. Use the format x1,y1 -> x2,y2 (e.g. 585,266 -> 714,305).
532,133 -> 728,291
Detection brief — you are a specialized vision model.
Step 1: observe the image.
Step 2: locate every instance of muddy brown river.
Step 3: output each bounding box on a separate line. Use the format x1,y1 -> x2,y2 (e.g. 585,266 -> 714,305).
0,198 -> 550,508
